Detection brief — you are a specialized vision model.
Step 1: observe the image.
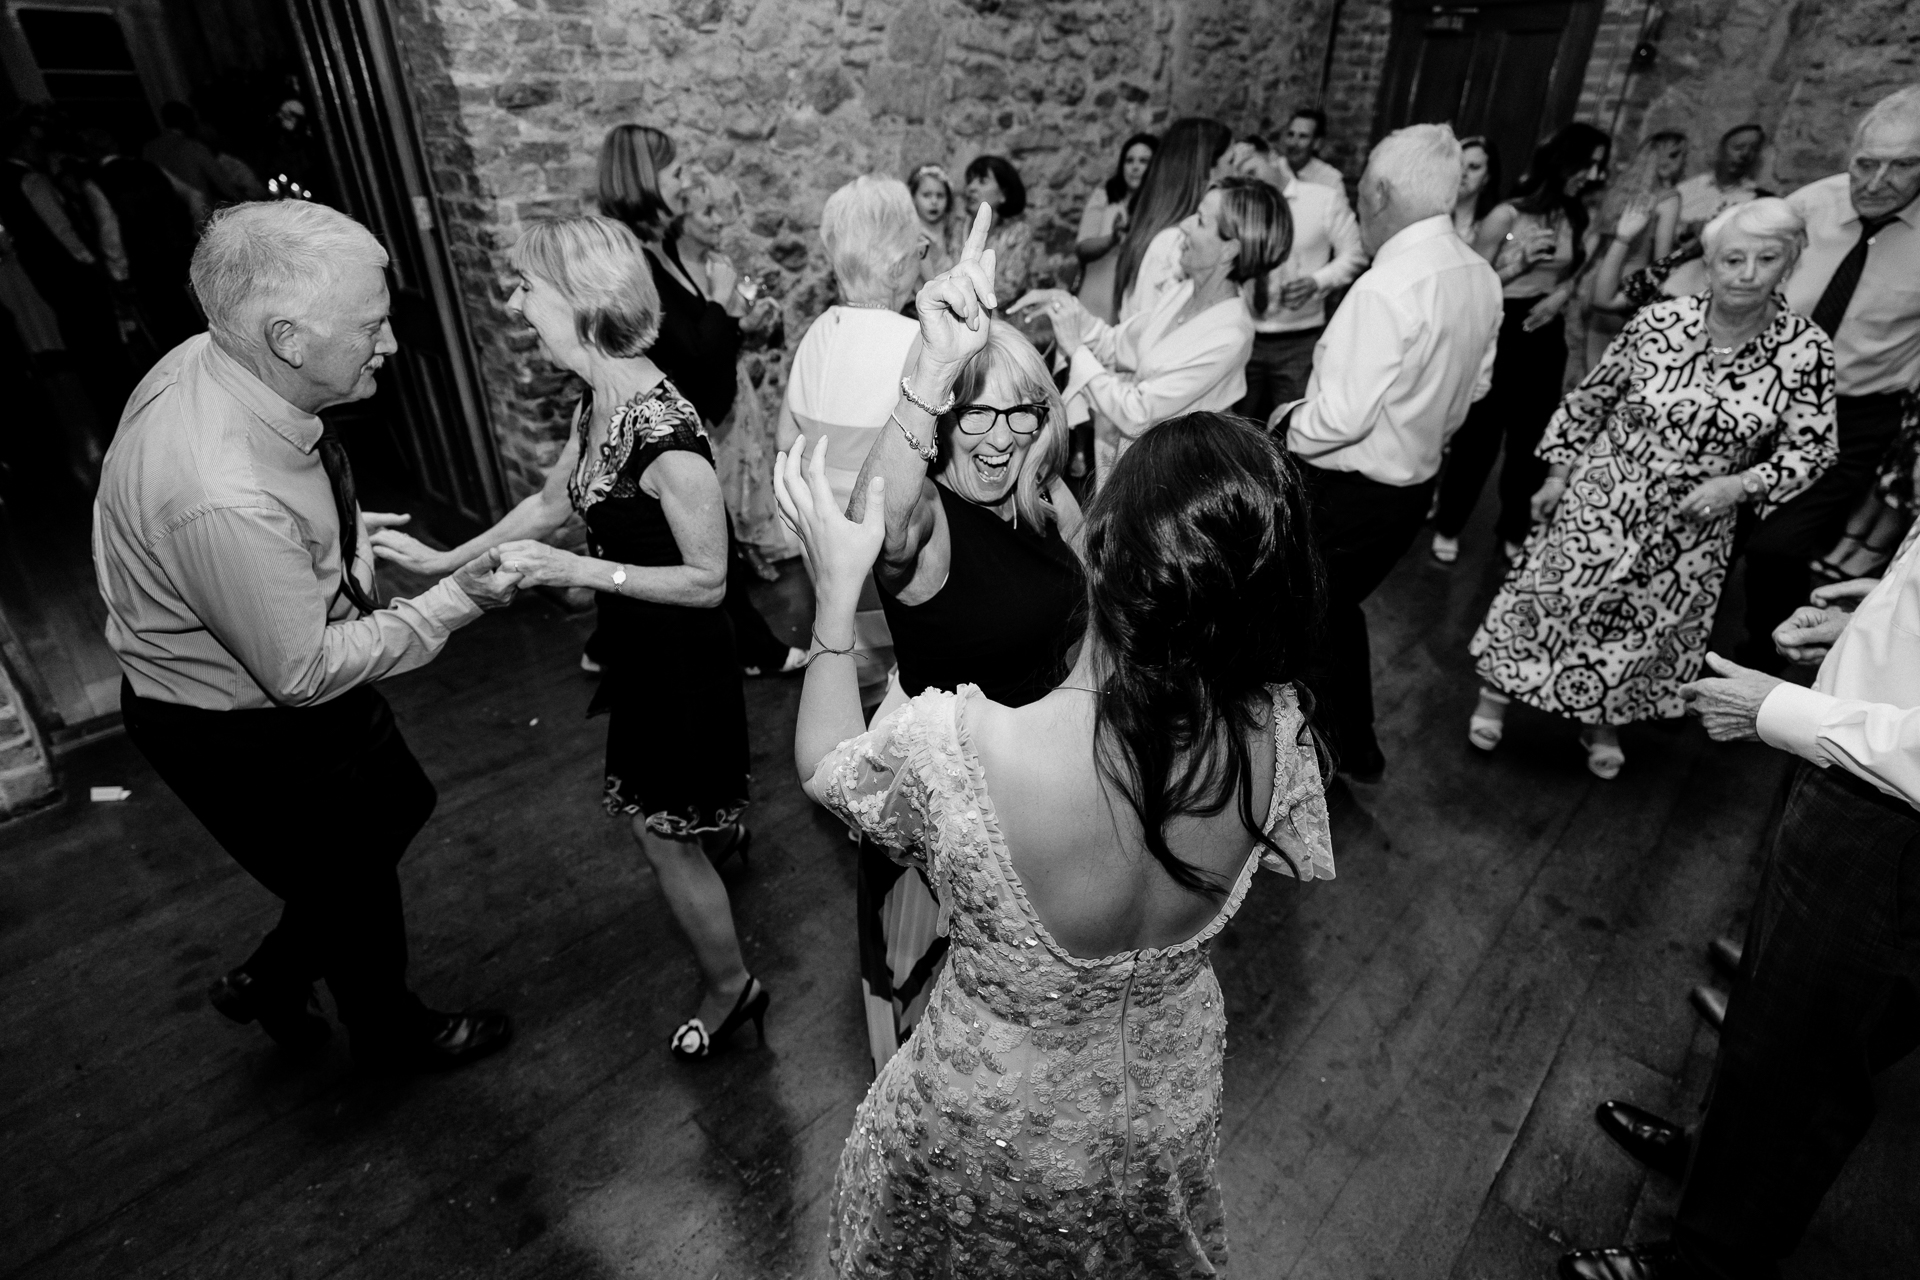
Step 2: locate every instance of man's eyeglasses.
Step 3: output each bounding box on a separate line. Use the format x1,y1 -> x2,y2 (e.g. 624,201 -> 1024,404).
952,403 -> 1048,435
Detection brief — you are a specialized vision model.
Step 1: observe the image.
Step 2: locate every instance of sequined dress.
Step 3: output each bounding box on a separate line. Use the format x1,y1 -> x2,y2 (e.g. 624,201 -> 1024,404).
813,684 -> 1335,1278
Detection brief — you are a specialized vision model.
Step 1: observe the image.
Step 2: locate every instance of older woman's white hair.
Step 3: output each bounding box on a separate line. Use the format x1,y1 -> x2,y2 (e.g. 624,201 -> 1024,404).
1701,196 -> 1807,260
820,176 -> 922,306
1364,124 -> 1463,219
190,201 -> 389,346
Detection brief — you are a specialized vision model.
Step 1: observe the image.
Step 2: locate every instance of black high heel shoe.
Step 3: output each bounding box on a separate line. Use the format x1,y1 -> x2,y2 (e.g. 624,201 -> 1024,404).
707,822 -> 751,871
669,976 -> 769,1059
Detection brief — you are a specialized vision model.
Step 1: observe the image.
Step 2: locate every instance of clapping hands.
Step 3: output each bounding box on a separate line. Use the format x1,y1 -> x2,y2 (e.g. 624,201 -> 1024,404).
1008,287 -> 1094,356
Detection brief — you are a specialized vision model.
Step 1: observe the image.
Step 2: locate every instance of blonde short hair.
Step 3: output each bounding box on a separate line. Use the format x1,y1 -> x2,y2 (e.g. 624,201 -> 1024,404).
820,176 -> 922,306
1701,197 -> 1806,260
935,321 -> 1068,531
191,201 -> 388,345
510,215 -> 661,357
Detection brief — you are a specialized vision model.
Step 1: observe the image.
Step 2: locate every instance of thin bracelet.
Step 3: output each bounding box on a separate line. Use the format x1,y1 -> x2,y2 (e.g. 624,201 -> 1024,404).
891,410 -> 938,464
808,630 -> 857,665
899,376 -> 956,418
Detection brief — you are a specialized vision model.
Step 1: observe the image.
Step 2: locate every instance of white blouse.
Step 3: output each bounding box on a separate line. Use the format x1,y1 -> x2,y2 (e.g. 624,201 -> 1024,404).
1064,278 -> 1255,478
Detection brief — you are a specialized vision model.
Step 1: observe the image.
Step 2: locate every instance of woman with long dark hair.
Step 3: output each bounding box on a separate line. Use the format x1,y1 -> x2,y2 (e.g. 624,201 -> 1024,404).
780,237 -> 1331,1270
1431,122 -> 1610,565
960,153 -> 1041,308
1074,131 -> 1156,322
1113,116 -> 1234,321
1452,135 -> 1504,246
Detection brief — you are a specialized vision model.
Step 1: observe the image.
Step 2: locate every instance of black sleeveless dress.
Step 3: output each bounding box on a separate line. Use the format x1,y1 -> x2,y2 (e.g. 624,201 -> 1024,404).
571,381 -> 749,836
880,482 -> 1086,708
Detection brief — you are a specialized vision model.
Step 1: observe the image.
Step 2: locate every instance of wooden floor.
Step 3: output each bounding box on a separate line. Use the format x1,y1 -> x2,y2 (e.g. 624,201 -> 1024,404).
3,509 -> 1916,1280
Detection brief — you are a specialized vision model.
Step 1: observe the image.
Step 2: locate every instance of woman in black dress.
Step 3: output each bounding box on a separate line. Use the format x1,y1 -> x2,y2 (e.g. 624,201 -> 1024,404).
829,204 -> 1087,1072
372,216 -> 765,1058
596,123 -> 801,677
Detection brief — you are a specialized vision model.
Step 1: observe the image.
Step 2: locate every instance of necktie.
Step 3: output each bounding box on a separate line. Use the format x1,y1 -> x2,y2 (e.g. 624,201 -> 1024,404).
1809,213 -> 1896,338
316,431 -> 381,615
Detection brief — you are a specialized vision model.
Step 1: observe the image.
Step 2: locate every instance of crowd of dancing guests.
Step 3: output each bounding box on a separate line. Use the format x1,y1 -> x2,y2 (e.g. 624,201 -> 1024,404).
79,78 -> 1920,1279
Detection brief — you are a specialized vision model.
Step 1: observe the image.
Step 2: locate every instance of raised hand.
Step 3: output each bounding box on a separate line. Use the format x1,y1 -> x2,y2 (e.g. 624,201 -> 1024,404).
914,201 -> 1000,374
1614,194 -> 1656,243
1772,605 -> 1850,665
1009,287 -> 1093,356
773,433 -> 885,606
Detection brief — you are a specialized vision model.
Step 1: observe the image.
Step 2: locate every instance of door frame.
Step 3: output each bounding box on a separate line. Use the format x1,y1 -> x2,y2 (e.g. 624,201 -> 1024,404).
285,0 -> 507,526
1372,0 -> 1603,162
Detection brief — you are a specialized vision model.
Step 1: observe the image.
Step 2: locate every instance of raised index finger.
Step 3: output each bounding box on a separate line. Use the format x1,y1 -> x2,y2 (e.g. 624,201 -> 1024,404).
960,200 -> 992,264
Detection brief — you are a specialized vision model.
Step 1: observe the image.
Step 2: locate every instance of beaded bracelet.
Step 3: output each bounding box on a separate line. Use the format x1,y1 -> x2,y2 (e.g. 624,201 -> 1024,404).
899,376 -> 956,418
891,411 -> 938,464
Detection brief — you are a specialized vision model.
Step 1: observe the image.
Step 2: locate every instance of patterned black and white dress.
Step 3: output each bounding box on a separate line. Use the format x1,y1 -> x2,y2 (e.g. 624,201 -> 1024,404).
1470,293 -> 1836,725
570,380 -> 750,835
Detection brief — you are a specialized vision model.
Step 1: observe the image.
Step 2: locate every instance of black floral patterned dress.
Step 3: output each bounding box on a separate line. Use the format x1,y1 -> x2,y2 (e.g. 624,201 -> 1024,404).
570,380 -> 749,835
1470,293 -> 1837,725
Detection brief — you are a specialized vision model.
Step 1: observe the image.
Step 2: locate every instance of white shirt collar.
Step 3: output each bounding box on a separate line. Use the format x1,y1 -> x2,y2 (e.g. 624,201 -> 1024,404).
1371,214 -> 1458,267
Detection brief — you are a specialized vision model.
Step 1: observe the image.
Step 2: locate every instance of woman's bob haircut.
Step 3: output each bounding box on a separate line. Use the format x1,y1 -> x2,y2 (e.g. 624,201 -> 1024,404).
510,215 -> 662,358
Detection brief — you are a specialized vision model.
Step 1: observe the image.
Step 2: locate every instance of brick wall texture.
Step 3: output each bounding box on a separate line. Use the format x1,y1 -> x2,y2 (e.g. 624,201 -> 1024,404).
390,0 -> 1918,495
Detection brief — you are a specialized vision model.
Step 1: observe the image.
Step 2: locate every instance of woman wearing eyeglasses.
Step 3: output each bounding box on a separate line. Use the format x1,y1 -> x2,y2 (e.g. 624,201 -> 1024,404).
838,207 -> 1087,1073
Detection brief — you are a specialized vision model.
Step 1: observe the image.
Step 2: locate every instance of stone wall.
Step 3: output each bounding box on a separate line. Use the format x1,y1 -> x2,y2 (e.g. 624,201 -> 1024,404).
388,0 -> 1337,497
1592,0 -> 1920,188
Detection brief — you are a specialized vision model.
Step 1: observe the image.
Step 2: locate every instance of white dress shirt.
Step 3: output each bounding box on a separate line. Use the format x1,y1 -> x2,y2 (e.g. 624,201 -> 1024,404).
1250,179 -> 1367,335
1296,157 -> 1350,207
1783,173 -> 1920,398
1065,278 -> 1254,476
1283,215 -> 1502,486
1758,525 -> 1920,810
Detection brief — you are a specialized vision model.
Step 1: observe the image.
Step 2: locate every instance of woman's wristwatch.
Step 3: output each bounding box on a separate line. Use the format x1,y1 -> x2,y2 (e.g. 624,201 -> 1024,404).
1739,469 -> 1766,500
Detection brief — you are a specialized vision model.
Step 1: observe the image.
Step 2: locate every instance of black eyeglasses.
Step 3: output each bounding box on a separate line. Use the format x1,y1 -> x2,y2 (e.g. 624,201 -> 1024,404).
952,403 -> 1048,436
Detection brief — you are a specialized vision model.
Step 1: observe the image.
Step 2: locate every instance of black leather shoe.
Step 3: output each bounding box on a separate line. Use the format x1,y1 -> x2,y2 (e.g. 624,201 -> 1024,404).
208,968 -> 331,1056
1559,1241 -> 1693,1280
1689,984 -> 1727,1031
357,1008 -> 513,1075
1707,935 -> 1742,980
1594,1099 -> 1688,1178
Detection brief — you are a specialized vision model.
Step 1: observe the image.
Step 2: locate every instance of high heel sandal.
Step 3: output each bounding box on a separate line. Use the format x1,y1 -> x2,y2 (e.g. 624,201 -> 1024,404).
1468,689 -> 1509,752
707,822 -> 752,871
670,976 -> 770,1060
1579,728 -> 1625,780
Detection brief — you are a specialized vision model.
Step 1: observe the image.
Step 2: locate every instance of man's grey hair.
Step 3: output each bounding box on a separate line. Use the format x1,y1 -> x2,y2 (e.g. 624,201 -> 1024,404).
820,176 -> 921,306
1364,124 -> 1463,220
191,201 -> 389,346
1855,84 -> 1920,149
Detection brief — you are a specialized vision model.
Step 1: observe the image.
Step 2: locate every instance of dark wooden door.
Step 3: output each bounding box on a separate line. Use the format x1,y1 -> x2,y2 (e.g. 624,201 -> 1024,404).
1375,0 -> 1601,199
284,0 -> 505,528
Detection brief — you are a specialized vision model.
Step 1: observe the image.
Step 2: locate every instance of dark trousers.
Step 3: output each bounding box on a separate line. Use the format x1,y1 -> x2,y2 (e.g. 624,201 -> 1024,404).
1674,762 -> 1920,1279
1741,391 -> 1906,661
1297,463 -> 1436,766
1237,328 -> 1321,424
121,681 -> 438,1045
1433,299 -> 1568,546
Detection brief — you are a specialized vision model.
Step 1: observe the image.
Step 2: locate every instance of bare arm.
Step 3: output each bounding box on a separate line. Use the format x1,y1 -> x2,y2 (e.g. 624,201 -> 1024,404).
493,449 -> 727,607
1471,204 -> 1517,264
848,334 -> 950,598
371,432 -> 580,576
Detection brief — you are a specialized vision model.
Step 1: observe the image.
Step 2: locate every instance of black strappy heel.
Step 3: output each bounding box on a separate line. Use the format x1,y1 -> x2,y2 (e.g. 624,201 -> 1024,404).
669,976 -> 770,1059
707,822 -> 751,871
